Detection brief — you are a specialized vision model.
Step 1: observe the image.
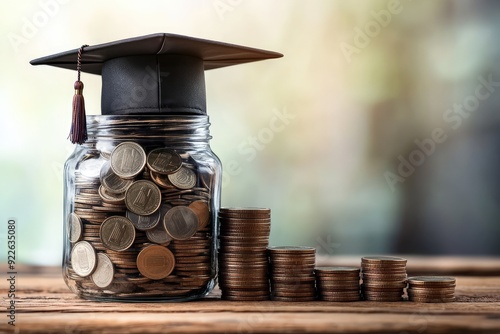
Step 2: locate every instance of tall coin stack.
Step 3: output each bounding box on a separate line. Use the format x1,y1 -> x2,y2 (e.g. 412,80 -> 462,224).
268,246 -> 317,302
407,276 -> 456,303
361,256 -> 407,302
315,267 -> 361,302
218,208 -> 271,301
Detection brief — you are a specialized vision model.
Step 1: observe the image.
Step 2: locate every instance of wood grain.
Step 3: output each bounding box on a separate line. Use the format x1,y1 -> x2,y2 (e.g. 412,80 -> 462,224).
1,259 -> 500,333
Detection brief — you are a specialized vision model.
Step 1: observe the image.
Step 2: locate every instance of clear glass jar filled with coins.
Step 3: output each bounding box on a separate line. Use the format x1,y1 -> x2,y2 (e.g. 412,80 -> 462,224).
31,34 -> 282,301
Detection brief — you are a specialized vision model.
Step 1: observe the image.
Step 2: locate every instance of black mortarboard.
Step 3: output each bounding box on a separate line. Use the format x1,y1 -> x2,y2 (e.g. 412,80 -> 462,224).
30,33 -> 283,143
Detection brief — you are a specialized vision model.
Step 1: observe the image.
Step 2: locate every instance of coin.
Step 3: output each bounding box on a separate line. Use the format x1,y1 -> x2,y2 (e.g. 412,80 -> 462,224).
91,253 -> 115,288
219,207 -> 271,218
361,255 -> 407,302
110,142 -> 146,179
137,245 -> 175,280
146,148 -> 182,175
98,185 -> 126,204
168,167 -> 197,189
71,241 -> 97,277
188,200 -> 210,229
407,276 -> 456,287
163,206 -> 199,240
406,276 -> 456,303
315,266 -> 360,275
361,256 -> 407,265
100,216 -> 136,251
78,157 -> 107,179
146,205 -> 173,244
126,210 -> 161,231
68,213 -> 83,243
125,180 -> 162,215
100,162 -> 133,194
267,246 -> 316,254
150,170 -> 174,189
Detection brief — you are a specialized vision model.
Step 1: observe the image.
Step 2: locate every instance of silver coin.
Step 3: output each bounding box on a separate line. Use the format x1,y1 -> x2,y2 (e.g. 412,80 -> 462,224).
78,157 -> 107,179
125,180 -> 162,216
68,213 -> 82,243
168,167 -> 197,189
100,162 -> 133,194
100,216 -> 136,251
126,209 -> 161,231
91,253 -> 115,288
146,205 -> 173,244
71,241 -> 97,277
164,206 -> 199,240
146,148 -> 182,175
110,142 -> 146,179
98,185 -> 126,204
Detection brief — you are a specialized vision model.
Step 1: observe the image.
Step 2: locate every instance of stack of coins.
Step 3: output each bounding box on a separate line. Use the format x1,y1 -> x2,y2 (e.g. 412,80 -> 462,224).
361,256 -> 407,302
66,139 -> 215,299
218,208 -> 271,301
407,276 -> 456,303
268,246 -> 317,302
315,267 -> 361,302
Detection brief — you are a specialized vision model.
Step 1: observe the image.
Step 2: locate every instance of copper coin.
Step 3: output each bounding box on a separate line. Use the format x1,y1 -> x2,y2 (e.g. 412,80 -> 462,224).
320,296 -> 360,302
164,206 -> 199,240
271,296 -> 316,302
146,148 -> 182,175
189,200 -> 210,229
362,273 -> 407,280
407,276 -> 456,287
150,170 -> 174,189
137,245 -> 175,280
100,216 -> 136,251
362,281 -> 407,289
361,256 -> 407,265
222,295 -> 270,301
315,266 -> 360,275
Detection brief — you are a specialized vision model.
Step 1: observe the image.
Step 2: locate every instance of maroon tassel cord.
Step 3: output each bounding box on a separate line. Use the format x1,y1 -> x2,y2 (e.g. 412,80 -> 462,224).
69,45 -> 89,144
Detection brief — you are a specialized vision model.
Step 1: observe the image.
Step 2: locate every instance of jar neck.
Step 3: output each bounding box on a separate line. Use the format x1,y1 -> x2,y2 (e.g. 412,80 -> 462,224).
82,115 -> 212,150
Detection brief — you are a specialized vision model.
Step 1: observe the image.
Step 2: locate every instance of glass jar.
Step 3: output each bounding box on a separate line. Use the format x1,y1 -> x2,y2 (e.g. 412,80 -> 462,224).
62,115 -> 221,301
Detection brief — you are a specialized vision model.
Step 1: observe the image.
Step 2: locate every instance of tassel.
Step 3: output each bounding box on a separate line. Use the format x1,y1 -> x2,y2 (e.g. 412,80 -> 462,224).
69,45 -> 89,144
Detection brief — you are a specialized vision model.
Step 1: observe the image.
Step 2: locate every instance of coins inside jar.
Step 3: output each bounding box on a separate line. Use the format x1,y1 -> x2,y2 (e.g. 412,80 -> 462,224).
67,139 -> 215,299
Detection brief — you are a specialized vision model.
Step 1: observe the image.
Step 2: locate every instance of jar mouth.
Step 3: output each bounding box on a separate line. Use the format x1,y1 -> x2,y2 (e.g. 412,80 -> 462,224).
85,114 -> 212,145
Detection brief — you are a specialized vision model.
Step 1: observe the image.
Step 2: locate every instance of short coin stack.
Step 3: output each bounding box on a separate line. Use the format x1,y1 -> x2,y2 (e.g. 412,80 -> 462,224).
218,208 -> 271,301
315,267 -> 361,302
361,256 -> 407,302
407,276 -> 456,303
268,246 -> 317,302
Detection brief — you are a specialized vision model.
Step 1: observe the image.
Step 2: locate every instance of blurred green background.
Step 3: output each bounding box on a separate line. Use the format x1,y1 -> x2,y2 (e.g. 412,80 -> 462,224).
1,0 -> 500,265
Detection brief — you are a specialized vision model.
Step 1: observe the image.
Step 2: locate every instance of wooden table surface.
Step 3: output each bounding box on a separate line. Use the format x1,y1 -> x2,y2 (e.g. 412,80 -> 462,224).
2,256 -> 500,334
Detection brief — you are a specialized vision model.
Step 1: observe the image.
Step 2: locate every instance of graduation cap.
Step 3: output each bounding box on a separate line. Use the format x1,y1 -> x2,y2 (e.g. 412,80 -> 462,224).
30,33 -> 283,144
